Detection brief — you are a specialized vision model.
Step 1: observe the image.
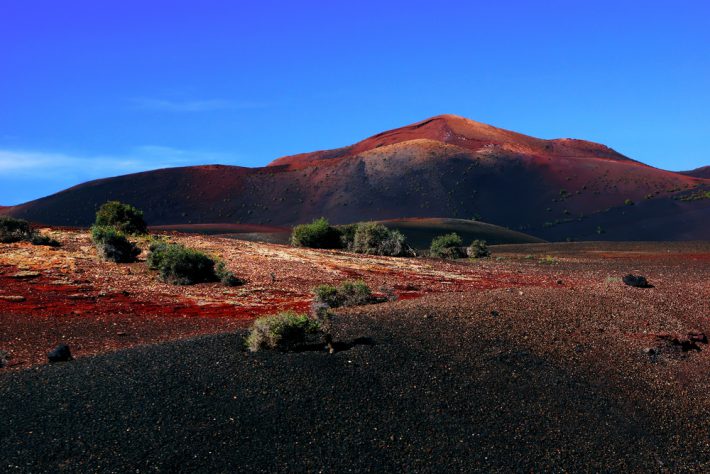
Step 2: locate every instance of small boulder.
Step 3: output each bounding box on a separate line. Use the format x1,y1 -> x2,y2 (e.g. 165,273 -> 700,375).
622,274 -> 651,288
48,344 -> 73,363
0,350 -> 8,368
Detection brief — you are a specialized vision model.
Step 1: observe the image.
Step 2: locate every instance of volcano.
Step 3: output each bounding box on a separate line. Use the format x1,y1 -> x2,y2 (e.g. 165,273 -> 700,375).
5,114 -> 709,241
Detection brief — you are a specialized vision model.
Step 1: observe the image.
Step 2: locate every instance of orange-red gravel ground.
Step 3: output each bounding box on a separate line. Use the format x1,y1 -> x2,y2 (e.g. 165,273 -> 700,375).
1,229 -> 557,370
1,231 -> 708,374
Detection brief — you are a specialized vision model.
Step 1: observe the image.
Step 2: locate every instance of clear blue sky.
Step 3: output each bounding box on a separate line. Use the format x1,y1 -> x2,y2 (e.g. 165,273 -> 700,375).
2,0 -> 708,205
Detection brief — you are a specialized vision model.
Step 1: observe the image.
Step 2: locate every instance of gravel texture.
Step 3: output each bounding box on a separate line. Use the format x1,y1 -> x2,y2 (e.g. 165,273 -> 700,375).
1,238 -> 709,471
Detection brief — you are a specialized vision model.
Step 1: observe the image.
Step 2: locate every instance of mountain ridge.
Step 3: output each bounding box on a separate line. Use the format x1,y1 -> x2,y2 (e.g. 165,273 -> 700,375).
4,115 -> 709,241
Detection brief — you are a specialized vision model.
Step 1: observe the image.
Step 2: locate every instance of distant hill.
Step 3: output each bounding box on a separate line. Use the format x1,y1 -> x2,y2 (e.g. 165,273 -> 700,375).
679,166 -> 710,179
5,114 -> 709,241
174,218 -> 545,248
378,218 -> 544,248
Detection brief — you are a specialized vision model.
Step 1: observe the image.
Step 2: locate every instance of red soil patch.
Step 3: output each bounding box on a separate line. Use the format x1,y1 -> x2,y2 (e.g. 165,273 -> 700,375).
0,230 -> 563,370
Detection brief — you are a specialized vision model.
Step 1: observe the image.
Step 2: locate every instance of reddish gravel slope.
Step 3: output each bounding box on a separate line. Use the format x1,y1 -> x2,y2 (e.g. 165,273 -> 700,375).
4,115 -> 709,240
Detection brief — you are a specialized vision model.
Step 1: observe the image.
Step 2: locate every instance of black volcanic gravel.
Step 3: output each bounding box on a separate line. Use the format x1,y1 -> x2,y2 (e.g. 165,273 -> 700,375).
2,301 -> 705,473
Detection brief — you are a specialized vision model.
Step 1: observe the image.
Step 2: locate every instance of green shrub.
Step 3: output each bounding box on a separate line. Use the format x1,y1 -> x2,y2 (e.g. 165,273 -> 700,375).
147,242 -> 216,285
91,226 -> 141,263
467,239 -> 490,258
314,280 -> 374,308
430,233 -> 466,259
624,199 -> 634,206
215,261 -> 244,287
336,223 -> 358,250
0,216 -> 33,243
30,233 -> 61,247
351,222 -> 412,256
290,218 -> 343,249
146,239 -> 169,269
245,312 -> 322,352
95,201 -> 147,235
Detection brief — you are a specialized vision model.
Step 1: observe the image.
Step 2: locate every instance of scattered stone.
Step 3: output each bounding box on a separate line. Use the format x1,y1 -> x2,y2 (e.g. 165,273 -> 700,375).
11,271 -> 40,279
47,344 -> 73,363
688,331 -> 708,344
0,295 -> 26,302
643,347 -> 660,363
622,274 -> 651,288
490,310 -> 500,318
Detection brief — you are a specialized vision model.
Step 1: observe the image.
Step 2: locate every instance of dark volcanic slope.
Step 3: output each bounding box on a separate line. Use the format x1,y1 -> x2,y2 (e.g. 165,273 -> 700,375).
6,115 -> 709,241
679,165 -> 710,179
0,312 -> 697,472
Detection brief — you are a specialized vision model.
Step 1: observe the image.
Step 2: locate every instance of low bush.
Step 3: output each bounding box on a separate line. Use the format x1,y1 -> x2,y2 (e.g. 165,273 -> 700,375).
314,280 -> 373,308
336,223 -> 358,250
430,233 -> 466,259
245,312 -> 322,352
0,216 -> 33,243
351,222 -> 412,257
91,226 -> 141,263
290,218 -> 342,249
30,233 -> 61,247
467,239 -> 490,258
95,201 -> 147,235
215,261 -> 244,287
147,241 -> 216,285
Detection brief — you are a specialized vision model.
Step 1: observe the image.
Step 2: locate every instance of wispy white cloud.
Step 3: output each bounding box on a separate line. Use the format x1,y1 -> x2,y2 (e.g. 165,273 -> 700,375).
128,97 -> 269,112
0,146 -> 236,179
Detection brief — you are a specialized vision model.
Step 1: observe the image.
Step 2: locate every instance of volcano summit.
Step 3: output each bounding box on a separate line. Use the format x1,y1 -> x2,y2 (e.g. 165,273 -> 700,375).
6,114 -> 709,241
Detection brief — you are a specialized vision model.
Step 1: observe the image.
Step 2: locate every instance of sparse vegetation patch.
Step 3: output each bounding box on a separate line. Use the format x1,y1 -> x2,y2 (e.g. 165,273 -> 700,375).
290,217 -> 342,249
95,201 -> 148,235
245,312 -> 322,352
0,216 -> 33,243
313,280 -> 374,308
147,241 -> 217,285
430,233 -> 466,259
467,239 -> 490,258
91,226 -> 141,263
351,222 -> 413,256
30,233 -> 61,247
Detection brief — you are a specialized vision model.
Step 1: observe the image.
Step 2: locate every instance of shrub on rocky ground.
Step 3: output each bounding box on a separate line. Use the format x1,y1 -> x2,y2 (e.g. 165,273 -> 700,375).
215,261 -> 245,287
0,350 -> 9,368
336,223 -> 358,250
95,201 -> 147,235
91,226 -> 141,263
290,218 -> 343,249
430,233 -> 466,259
351,222 -> 413,257
30,233 -> 61,247
467,239 -> 490,258
147,241 -> 216,285
245,312 -> 322,352
314,280 -> 374,308
0,216 -> 33,243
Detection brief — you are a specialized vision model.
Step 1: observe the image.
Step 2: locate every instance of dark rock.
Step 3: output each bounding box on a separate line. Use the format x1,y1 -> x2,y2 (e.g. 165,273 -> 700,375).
622,274 -> 651,288
48,344 -> 73,363
688,331 -> 708,344
0,350 -> 8,368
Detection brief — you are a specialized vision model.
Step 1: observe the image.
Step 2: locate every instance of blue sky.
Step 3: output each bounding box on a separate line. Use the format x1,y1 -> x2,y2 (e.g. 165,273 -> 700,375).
2,0 -> 708,205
